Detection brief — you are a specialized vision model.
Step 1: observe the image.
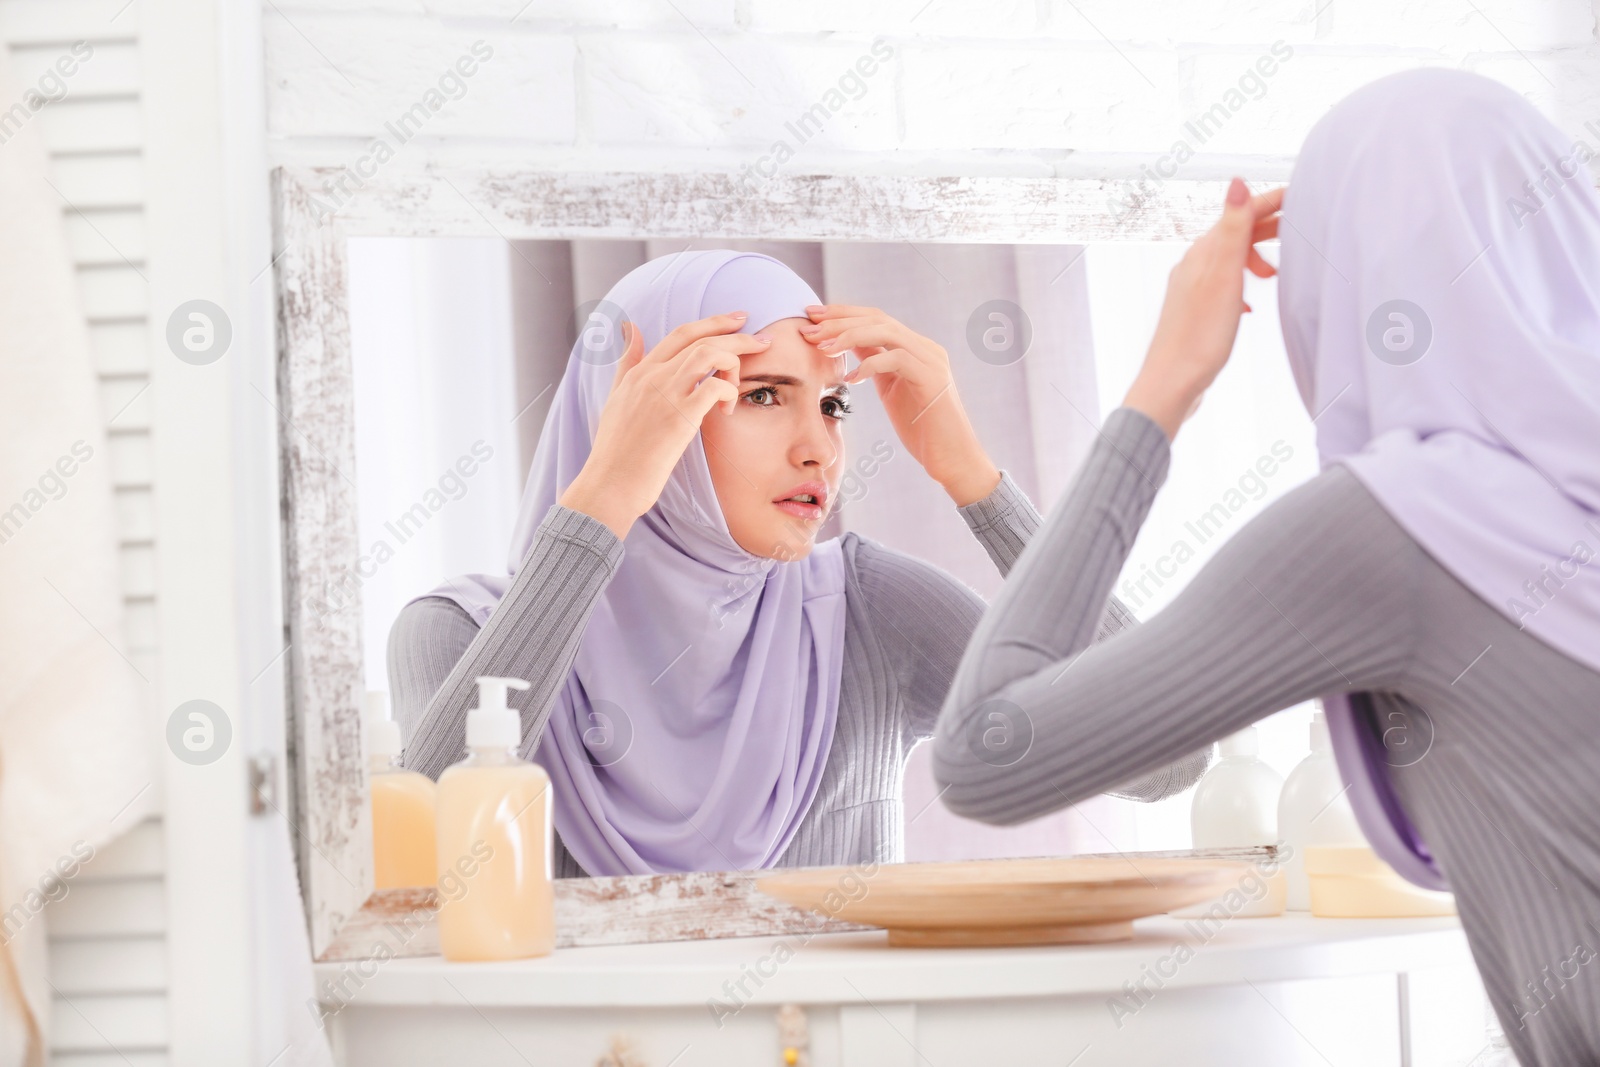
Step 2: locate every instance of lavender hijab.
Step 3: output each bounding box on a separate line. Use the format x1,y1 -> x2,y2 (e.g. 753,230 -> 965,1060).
1279,69 -> 1600,889
423,251 -> 848,876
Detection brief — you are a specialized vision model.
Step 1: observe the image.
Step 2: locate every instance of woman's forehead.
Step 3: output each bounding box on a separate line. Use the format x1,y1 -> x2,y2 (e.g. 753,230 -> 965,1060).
746,317 -> 848,387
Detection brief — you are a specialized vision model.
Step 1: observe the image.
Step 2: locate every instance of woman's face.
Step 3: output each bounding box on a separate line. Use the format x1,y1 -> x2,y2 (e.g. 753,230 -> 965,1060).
700,317 -> 852,560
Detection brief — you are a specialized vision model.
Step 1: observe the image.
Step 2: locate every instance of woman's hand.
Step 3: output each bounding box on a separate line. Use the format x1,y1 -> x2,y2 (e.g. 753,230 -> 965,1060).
559,312 -> 769,539
1123,177 -> 1284,440
799,304 -> 1001,507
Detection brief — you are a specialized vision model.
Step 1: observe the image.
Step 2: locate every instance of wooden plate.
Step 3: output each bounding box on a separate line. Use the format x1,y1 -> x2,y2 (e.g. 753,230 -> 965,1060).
757,856 -> 1250,947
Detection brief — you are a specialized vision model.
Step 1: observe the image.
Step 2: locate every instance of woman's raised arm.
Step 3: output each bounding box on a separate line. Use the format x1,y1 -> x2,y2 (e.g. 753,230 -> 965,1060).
858,468 -> 1211,802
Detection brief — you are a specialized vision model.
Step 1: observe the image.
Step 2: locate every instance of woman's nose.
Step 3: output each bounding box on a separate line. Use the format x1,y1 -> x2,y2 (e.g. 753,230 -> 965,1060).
793,411 -> 840,470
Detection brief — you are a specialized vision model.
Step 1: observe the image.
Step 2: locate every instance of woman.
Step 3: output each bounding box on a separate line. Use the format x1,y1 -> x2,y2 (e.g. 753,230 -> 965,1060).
390,249 -> 1209,879
934,69 -> 1600,1065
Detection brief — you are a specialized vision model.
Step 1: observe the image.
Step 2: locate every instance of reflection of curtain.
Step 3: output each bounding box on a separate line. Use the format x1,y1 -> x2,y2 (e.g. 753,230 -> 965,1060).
348,238 -> 523,693
504,239 -> 1130,863
818,242 -> 1128,862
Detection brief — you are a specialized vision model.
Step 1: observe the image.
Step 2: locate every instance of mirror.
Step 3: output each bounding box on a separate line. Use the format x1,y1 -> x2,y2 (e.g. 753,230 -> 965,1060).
272,166 -> 1234,959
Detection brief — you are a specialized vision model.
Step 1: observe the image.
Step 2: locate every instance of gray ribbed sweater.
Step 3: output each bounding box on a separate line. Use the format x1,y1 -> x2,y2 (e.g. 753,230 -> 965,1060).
934,406 -> 1600,1067
389,468 -> 1210,880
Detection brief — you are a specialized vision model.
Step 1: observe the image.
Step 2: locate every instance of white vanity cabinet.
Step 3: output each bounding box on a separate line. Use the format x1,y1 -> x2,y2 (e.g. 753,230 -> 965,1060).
317,915 -> 1491,1066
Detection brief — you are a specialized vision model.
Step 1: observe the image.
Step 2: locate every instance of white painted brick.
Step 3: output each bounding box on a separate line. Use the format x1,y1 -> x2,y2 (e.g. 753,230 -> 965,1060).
264,16 -> 576,141
1035,0 -> 1318,46
582,35 -> 899,149
1465,47 -> 1600,141
1318,0 -> 1597,53
259,0 -> 1600,183
1176,50 -> 1436,156
748,0 -> 1040,38
272,0 -> 738,27
270,0 -> 423,12
900,42 -> 1184,152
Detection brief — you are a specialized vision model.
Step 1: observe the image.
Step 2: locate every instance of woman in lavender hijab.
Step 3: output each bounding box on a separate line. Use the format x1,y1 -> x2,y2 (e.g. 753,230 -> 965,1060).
935,69 -> 1600,1064
390,250 -> 1209,882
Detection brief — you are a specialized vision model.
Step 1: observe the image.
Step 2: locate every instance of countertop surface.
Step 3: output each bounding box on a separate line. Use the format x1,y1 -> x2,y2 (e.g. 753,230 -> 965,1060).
315,913 -> 1470,1007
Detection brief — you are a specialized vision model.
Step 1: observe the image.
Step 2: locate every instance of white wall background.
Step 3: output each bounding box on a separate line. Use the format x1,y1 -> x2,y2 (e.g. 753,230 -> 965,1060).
263,1 -> 1600,183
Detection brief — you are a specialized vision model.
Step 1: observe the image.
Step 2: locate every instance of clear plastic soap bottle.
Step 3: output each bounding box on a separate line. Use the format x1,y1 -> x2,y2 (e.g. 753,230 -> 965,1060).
435,676 -> 555,961
1184,725 -> 1288,916
1276,706 -> 1364,910
366,691 -> 438,890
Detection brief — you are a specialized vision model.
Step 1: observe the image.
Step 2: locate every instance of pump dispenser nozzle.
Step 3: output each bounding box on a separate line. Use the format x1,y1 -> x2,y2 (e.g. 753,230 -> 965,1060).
466,676 -> 530,750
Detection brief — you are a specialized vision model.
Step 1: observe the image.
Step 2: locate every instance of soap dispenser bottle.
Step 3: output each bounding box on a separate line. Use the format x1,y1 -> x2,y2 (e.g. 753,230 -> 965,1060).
1184,725 -> 1287,916
435,676 -> 556,961
366,691 -> 438,890
1279,703 -> 1455,917
1276,706 -> 1364,910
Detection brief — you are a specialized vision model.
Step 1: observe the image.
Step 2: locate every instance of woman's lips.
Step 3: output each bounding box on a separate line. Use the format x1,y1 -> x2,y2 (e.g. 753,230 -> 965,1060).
773,499 -> 825,521
774,480 -> 828,521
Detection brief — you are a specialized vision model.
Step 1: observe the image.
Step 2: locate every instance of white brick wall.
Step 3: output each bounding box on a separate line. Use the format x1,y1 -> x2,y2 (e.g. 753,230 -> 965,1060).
262,0 -> 1600,179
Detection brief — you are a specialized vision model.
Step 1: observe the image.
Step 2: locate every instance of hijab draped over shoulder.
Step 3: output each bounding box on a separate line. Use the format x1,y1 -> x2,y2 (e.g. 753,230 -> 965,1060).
1280,69 -> 1600,888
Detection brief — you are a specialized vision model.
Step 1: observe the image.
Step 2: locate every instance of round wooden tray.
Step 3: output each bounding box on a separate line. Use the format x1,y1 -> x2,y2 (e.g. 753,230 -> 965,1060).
757,856 -> 1249,947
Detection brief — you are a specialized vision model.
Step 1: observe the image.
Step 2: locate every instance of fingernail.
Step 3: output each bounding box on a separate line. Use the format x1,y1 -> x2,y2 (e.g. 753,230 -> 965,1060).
1227,177 -> 1248,206
817,339 -> 836,351
805,305 -> 825,315
755,333 -> 772,343
731,310 -> 748,319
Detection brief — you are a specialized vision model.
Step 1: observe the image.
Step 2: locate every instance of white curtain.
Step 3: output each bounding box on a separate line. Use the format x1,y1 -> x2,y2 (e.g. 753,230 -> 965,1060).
347,238 -> 525,694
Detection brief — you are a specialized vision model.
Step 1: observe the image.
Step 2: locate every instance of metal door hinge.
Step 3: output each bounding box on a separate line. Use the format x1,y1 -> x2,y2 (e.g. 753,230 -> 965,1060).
249,752 -> 277,815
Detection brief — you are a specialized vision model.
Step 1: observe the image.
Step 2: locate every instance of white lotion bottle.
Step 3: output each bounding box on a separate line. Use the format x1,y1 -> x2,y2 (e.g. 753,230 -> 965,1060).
435,676 -> 555,961
1179,725 -> 1287,917
1277,706 -> 1364,910
1280,705 -> 1455,917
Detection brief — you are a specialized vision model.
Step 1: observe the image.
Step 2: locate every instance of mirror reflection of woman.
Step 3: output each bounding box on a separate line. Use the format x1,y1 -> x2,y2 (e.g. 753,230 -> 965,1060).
391,251 -> 1210,878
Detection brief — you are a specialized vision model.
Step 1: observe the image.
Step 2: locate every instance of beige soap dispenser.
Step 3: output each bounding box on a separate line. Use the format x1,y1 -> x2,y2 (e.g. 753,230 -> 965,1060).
366,690 -> 438,889
435,676 -> 556,961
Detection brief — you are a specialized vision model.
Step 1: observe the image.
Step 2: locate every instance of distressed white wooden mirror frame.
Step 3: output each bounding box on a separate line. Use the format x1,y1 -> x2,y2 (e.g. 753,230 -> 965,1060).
270,164 -> 1261,962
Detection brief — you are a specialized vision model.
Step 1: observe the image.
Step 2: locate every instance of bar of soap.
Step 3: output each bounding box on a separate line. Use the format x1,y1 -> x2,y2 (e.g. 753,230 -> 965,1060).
1304,846 -> 1456,917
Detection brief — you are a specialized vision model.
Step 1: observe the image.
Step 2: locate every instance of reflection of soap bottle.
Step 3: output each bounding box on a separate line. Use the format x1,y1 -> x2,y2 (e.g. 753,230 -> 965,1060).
1281,706 -> 1455,918
1182,726 -> 1287,917
1277,706 -> 1362,910
435,677 -> 555,962
367,691 -> 438,890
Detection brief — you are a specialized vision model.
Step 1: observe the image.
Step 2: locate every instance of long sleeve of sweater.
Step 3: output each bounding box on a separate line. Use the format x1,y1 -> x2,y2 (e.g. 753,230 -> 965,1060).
930,405 -> 1417,824
856,468 -> 1209,802
392,505 -> 623,780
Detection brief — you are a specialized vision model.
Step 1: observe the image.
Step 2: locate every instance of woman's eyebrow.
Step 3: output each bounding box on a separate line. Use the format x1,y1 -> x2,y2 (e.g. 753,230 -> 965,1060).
742,373 -> 851,390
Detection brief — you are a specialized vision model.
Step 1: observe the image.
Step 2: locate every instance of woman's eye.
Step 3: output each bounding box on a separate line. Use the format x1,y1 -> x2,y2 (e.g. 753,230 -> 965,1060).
743,387 -> 778,407
822,396 -> 852,421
